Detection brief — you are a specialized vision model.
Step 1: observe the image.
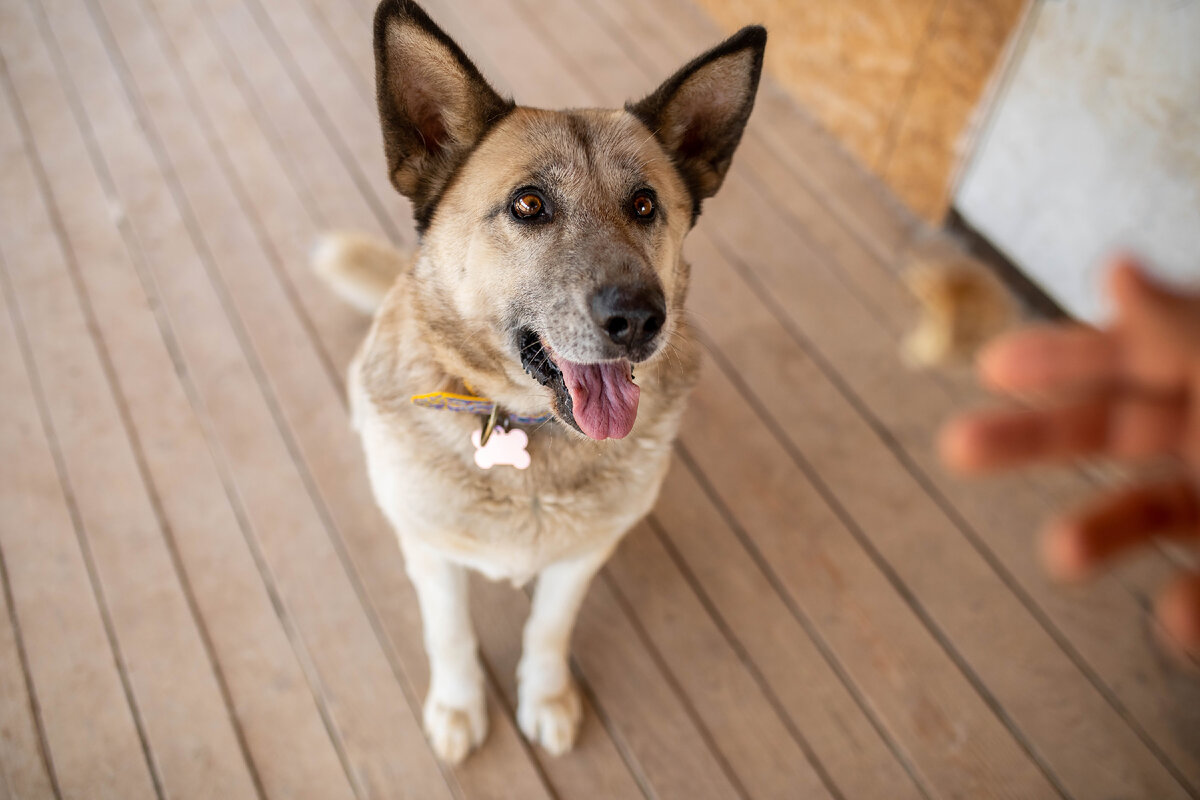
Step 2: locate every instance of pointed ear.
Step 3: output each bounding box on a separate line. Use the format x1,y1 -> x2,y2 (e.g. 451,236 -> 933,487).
628,26 -> 766,217
373,0 -> 514,230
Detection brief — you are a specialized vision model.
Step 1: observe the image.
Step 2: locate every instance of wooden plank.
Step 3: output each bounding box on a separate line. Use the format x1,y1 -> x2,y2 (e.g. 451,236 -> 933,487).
685,225 -> 1192,798
0,577 -> 54,800
29,0 -> 458,797
209,0 -> 412,247
143,0 -> 367,374
96,0 -> 558,796
1,4 -> 383,799
703,50 -> 1198,779
0,95 -> 157,800
689,163 -> 1200,790
0,285 -> 133,800
721,61 -> 1188,621
668,368 -> 1063,798
572,579 -> 747,800
414,0 -> 576,106
0,453 -> 57,800
606,523 -> 838,800
651,464 -> 927,800
3,9 -> 288,799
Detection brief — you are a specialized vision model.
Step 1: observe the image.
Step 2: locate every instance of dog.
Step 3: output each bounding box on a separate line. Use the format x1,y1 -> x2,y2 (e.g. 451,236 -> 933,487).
313,0 -> 765,764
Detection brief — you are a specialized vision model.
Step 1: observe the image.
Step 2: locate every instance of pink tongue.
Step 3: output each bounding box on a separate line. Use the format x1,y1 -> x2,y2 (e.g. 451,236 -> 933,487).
557,359 -> 640,440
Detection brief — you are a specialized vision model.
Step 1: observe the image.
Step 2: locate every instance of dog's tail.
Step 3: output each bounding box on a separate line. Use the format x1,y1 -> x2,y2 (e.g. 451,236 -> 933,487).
310,231 -> 408,314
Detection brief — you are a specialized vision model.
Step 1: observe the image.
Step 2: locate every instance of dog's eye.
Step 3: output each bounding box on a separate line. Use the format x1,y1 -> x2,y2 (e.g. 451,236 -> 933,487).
512,192 -> 545,219
632,192 -> 655,220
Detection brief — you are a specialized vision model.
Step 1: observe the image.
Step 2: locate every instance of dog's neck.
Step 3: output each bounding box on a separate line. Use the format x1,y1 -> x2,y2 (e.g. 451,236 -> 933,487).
406,282 -> 552,421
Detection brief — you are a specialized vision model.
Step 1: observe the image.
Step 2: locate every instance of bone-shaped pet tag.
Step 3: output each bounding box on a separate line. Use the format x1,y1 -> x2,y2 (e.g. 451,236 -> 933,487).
471,427 -> 531,470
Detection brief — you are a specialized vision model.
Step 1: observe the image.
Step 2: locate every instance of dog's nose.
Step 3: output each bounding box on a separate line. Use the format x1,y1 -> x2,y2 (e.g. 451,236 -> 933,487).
590,284 -> 666,352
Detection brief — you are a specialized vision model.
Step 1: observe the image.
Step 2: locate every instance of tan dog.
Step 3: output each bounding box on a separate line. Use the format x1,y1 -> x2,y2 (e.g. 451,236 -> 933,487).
314,0 -> 765,764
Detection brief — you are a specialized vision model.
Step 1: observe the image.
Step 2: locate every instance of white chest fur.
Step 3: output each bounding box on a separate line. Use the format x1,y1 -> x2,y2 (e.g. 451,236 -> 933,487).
355,397 -> 673,584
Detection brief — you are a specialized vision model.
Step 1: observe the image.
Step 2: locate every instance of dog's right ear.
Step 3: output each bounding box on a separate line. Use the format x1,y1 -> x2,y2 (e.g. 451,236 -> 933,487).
373,0 -> 514,230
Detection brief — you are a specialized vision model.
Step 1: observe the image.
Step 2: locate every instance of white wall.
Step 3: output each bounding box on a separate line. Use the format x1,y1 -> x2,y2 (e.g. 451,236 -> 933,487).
955,0 -> 1200,322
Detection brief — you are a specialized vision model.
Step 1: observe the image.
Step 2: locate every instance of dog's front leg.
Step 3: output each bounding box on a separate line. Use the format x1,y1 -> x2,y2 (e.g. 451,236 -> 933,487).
399,534 -> 487,764
518,542 -> 615,755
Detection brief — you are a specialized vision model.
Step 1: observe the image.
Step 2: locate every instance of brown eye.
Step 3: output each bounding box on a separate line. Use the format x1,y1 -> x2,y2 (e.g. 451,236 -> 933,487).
632,192 -> 655,219
512,192 -> 544,219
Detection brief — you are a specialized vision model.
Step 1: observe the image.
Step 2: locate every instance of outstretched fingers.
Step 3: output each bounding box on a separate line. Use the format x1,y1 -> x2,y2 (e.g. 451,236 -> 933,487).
978,324 -> 1117,398
1039,478 -> 1200,581
940,390 -> 1187,474
1157,571 -> 1200,659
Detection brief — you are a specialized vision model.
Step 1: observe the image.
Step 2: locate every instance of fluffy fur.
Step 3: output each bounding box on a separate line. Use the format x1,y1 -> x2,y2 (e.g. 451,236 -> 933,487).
317,0 -> 765,763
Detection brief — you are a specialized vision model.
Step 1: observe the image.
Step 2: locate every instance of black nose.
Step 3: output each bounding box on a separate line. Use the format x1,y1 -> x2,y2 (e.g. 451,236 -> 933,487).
590,284 -> 666,352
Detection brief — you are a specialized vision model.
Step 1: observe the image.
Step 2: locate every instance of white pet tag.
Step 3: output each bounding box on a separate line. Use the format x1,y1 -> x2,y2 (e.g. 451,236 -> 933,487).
471,426 -> 531,470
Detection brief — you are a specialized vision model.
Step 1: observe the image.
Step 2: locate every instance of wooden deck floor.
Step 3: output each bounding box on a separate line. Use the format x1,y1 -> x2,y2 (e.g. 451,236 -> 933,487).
1,0 -> 1197,798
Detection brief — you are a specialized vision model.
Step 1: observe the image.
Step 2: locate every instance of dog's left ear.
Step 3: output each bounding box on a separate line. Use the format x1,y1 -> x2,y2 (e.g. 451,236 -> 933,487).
374,0 -> 514,230
628,26 -> 766,217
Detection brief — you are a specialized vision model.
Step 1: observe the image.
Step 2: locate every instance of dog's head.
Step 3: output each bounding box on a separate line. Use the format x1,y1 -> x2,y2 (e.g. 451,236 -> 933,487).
374,0 -> 765,440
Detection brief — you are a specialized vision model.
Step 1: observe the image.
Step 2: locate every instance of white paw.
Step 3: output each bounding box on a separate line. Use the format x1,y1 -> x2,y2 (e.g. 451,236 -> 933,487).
517,682 -> 582,756
424,694 -> 488,765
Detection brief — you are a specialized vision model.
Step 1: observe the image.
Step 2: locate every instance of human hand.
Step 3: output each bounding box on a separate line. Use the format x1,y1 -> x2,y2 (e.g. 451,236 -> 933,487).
939,256 -> 1200,657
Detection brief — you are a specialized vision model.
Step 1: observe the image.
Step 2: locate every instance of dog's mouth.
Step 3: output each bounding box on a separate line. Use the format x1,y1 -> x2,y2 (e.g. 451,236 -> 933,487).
518,328 -> 640,440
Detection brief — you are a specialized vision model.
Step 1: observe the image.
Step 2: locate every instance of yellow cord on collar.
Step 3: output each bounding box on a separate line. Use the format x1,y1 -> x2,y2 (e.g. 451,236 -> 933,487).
410,391 -> 554,425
